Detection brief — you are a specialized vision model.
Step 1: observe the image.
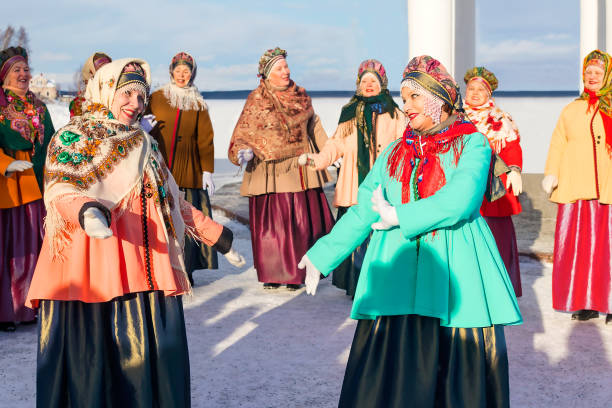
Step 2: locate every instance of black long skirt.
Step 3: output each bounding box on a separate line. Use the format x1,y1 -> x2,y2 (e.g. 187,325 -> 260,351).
182,188 -> 218,277
339,315 -> 509,408
37,291 -> 190,408
331,206 -> 369,297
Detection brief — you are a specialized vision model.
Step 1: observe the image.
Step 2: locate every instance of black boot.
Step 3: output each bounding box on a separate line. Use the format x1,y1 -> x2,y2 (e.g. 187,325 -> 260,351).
263,283 -> 280,289
571,309 -> 599,321
606,314 -> 612,325
286,284 -> 301,291
0,322 -> 16,332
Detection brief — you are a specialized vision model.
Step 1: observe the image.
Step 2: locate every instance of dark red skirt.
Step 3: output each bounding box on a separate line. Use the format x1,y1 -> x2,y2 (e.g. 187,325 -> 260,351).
0,199 -> 45,323
484,216 -> 522,297
552,200 -> 612,313
249,188 -> 334,284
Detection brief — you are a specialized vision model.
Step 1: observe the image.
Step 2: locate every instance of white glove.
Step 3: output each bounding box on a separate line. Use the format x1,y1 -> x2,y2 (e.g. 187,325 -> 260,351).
5,160 -> 33,176
332,157 -> 343,168
82,207 -> 112,239
297,254 -> 321,296
140,114 -> 157,133
297,153 -> 316,167
541,174 -> 558,196
224,247 -> 246,267
202,171 -> 215,196
237,148 -> 254,166
506,170 -> 522,196
371,185 -> 399,230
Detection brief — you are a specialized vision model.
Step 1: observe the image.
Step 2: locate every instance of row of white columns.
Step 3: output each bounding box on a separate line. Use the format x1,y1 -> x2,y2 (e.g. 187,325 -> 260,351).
407,0 -> 610,88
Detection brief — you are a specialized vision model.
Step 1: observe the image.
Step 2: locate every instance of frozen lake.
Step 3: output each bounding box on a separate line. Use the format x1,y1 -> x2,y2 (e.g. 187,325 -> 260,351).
47,95 -> 575,176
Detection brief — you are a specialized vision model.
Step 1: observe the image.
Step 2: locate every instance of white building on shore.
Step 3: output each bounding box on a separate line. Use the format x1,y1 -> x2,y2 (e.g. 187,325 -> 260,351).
29,73 -> 58,100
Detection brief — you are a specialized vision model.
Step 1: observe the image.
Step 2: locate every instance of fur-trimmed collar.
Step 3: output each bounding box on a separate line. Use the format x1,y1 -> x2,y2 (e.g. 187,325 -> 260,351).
160,82 -> 207,111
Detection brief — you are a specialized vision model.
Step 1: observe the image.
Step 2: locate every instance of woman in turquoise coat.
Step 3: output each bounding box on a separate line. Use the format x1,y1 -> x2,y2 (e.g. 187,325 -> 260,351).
299,56 -> 522,408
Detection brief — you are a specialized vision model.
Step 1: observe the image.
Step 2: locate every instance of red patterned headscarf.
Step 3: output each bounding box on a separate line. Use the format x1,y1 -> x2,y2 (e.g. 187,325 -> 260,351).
388,55 -> 476,204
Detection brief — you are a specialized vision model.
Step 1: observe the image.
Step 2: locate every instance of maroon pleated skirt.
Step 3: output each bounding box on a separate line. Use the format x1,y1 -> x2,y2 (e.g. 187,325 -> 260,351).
0,199 -> 45,323
249,188 -> 334,284
552,200 -> 612,313
484,216 -> 522,297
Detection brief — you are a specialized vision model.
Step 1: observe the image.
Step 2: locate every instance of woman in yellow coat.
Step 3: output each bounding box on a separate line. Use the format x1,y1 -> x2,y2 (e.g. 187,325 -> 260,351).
543,49 -> 612,324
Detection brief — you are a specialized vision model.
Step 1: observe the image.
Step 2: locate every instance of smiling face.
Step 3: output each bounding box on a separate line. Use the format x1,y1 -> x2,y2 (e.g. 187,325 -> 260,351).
359,73 -> 382,97
172,64 -> 192,88
465,79 -> 490,107
267,58 -> 290,88
2,60 -> 31,96
584,63 -> 605,92
110,88 -> 145,126
401,87 -> 436,131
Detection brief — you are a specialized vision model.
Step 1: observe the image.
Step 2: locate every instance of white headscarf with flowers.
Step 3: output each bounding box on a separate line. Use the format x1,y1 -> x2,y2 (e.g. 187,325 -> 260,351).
42,58 -> 191,293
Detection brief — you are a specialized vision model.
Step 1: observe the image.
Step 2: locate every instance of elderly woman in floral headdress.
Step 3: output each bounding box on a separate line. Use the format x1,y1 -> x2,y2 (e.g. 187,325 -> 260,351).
463,66 -> 523,297
299,55 -> 521,407
0,46 -> 54,332
228,47 -> 334,290
543,49 -> 612,324
145,51 -> 217,285
26,58 -> 243,407
298,59 -> 404,297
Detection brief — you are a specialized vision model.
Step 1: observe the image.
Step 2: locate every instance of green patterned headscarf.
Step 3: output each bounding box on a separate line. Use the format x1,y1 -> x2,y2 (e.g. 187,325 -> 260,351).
338,59 -> 399,184
579,49 -> 612,155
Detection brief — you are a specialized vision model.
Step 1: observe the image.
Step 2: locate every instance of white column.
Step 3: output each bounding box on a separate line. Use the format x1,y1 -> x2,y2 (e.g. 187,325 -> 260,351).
580,0 -> 604,61
406,0 -> 475,86
606,0 -> 612,53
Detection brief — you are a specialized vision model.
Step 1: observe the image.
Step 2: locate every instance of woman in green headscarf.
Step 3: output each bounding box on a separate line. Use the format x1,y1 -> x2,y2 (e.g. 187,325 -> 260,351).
299,59 -> 404,296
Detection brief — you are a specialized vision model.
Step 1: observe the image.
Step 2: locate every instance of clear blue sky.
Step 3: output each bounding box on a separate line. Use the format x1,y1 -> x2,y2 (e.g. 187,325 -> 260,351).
4,0 -> 579,91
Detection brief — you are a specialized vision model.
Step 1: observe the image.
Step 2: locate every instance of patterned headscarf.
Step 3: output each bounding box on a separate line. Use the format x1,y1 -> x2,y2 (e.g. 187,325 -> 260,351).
169,51 -> 196,86
388,56 -> 476,205
401,55 -> 462,113
85,57 -> 151,110
0,46 -> 28,107
356,59 -> 388,90
81,52 -> 112,83
579,49 -> 612,155
258,47 -> 287,78
464,66 -> 498,95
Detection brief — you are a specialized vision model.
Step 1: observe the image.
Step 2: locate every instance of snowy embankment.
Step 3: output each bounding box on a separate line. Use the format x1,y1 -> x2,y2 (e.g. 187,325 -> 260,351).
46,95 -> 571,175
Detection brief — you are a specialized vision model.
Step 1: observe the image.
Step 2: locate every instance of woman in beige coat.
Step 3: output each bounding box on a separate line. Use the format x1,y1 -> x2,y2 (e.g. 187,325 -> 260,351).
543,49 -> 612,324
228,47 -> 334,290
299,59 -> 404,296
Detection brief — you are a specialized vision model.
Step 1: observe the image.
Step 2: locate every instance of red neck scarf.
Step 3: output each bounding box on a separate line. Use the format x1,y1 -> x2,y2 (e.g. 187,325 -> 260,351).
387,115 -> 477,203
584,87 -> 612,156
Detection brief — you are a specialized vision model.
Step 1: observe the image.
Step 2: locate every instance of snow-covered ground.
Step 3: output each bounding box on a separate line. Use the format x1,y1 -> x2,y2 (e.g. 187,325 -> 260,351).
45,95 -> 572,176
1,211 -> 611,407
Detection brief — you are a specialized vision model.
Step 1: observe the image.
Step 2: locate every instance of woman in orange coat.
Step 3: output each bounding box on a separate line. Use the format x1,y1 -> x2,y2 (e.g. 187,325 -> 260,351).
0,46 -> 54,332
27,58 -> 244,406
463,67 -> 523,297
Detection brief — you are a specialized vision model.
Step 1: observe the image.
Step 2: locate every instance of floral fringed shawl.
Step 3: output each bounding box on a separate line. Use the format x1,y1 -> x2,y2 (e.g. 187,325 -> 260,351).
43,104 -> 191,292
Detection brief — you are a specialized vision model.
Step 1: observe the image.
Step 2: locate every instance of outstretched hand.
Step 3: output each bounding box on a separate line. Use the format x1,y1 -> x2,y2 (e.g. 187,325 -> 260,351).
224,247 -> 246,267
371,186 -> 399,230
297,254 -> 320,295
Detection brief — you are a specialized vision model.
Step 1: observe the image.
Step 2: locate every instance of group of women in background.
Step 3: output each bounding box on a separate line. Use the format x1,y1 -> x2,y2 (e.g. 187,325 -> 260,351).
0,42 -> 610,407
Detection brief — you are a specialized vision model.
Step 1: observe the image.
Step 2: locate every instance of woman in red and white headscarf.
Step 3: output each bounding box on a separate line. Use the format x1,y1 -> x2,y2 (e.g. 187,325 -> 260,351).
463,67 -> 523,297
